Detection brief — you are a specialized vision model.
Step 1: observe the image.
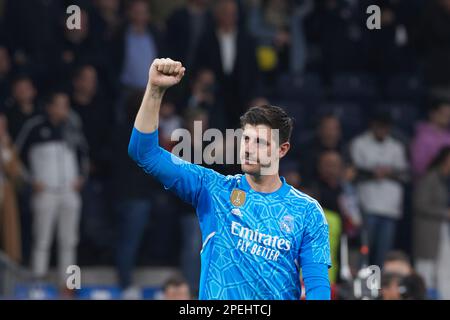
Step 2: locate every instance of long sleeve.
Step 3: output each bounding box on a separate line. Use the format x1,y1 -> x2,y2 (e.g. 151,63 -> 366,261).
413,173 -> 448,220
128,127 -> 217,208
299,201 -> 332,300
302,263 -> 331,300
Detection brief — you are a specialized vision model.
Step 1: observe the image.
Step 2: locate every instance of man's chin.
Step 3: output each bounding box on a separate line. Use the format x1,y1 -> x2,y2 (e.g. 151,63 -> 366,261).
241,163 -> 261,175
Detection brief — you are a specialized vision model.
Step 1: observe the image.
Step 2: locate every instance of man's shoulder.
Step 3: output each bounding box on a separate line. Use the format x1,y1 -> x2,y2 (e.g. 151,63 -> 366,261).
285,187 -> 322,212
201,168 -> 240,188
352,131 -> 371,146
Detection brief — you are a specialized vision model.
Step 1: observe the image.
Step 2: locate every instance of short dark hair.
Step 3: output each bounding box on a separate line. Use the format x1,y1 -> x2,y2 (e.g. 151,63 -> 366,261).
163,275 -> 189,292
11,74 -> 33,88
428,97 -> 450,114
44,90 -> 68,107
371,111 -> 392,126
240,105 -> 294,144
384,250 -> 410,265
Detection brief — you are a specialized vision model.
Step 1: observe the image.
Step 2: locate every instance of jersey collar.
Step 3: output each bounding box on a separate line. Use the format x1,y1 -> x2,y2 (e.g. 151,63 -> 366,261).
239,174 -> 291,198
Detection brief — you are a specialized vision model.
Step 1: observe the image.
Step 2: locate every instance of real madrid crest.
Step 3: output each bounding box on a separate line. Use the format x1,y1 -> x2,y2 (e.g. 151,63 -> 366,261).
280,215 -> 295,234
230,189 -> 246,207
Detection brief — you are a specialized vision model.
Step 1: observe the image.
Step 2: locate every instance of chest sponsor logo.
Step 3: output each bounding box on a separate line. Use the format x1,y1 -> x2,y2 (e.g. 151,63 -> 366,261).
231,221 -> 291,262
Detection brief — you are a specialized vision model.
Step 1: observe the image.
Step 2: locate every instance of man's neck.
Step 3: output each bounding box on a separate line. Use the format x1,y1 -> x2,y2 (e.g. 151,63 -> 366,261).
18,102 -> 34,115
217,26 -> 236,35
131,24 -> 147,34
188,3 -> 205,14
73,91 -> 94,106
245,173 -> 282,193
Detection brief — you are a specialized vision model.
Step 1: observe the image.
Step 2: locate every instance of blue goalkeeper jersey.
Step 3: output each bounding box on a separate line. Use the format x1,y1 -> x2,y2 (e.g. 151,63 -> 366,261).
129,128 -> 332,300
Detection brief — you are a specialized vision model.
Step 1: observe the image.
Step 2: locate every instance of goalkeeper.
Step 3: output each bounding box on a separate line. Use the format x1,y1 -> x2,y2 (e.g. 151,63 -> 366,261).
128,58 -> 331,300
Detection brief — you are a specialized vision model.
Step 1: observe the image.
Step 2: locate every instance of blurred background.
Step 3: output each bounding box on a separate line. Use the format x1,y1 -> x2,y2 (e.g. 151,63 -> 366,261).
0,0 -> 449,300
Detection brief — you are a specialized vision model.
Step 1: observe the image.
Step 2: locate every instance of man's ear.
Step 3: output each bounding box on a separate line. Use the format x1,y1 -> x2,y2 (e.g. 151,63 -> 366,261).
279,142 -> 290,159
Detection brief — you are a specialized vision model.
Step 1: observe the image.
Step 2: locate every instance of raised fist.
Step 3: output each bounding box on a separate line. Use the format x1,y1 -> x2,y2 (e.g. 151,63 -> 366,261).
149,58 -> 186,90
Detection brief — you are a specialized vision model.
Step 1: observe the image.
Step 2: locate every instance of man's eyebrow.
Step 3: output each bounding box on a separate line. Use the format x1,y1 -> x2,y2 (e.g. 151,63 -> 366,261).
257,137 -> 268,144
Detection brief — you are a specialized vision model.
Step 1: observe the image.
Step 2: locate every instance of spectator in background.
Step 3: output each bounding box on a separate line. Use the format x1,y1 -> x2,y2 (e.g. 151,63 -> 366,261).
0,114 -> 23,264
309,151 -> 344,215
411,99 -> 450,178
247,0 -> 293,73
0,46 -> 12,107
413,146 -> 450,300
15,92 -> 89,296
298,114 -> 345,187
71,64 -> 113,261
166,0 -> 213,69
71,64 -> 111,178
91,0 -> 123,48
187,68 -> 225,130
247,0 -> 312,75
111,90 -> 157,299
90,0 -> 124,94
159,98 -> 182,151
4,75 -> 39,265
162,275 -> 192,300
350,113 -> 409,267
194,0 -> 260,128
91,0 -> 123,52
2,0 -> 64,89
383,250 -> 413,276
114,0 -> 164,90
112,0 -> 165,123
381,272 -> 427,300
5,75 -> 39,141
55,9 -> 104,88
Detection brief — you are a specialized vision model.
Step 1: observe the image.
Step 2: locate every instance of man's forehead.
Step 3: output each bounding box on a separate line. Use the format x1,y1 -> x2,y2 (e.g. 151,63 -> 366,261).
242,124 -> 273,136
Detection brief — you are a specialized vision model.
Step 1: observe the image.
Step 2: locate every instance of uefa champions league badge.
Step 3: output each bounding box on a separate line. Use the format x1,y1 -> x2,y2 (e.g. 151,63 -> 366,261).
230,189 -> 246,207
280,215 -> 294,234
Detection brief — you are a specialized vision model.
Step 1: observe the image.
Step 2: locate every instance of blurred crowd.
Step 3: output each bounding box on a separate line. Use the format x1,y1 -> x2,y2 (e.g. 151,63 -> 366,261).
0,0 -> 450,300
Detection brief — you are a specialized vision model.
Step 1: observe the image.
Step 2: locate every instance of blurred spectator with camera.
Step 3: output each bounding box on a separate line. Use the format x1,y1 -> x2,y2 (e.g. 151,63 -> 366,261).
413,146 -> 450,299
15,91 -> 88,295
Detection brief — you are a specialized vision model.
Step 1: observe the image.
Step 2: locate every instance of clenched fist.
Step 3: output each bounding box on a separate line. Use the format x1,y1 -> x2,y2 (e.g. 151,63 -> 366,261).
149,58 -> 186,91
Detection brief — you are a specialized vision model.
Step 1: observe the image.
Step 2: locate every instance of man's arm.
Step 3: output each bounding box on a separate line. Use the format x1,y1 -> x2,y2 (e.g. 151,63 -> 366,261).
134,58 -> 185,133
300,201 -> 332,300
128,58 -> 221,208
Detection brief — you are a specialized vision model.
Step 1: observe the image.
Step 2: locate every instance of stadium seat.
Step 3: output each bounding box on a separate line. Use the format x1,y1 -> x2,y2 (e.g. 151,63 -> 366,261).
385,74 -> 425,103
276,73 -> 324,104
373,102 -> 420,134
313,102 -> 367,139
330,73 -> 379,103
